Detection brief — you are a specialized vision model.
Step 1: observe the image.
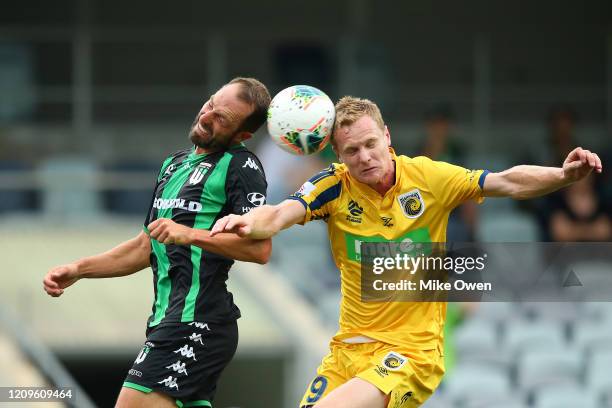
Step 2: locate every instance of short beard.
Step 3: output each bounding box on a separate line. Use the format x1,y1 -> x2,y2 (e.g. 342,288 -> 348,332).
189,128 -> 237,151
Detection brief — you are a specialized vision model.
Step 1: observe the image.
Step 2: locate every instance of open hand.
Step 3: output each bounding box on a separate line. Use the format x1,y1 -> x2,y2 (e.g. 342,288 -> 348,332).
210,214 -> 252,238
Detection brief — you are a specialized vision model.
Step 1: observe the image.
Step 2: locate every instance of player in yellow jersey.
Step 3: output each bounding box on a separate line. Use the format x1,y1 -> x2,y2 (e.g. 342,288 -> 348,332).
210,97 -> 602,408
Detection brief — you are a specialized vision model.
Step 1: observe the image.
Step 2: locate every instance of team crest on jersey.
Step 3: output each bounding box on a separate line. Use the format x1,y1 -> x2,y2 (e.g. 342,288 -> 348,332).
382,352 -> 407,371
189,162 -> 212,185
398,189 -> 425,219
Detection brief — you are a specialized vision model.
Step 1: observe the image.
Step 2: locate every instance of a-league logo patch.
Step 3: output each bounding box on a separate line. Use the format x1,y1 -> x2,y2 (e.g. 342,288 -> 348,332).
382,352 -> 408,371
398,189 -> 425,219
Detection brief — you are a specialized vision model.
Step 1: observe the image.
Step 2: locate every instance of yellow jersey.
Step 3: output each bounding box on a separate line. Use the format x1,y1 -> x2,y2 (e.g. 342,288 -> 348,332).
289,150 -> 488,349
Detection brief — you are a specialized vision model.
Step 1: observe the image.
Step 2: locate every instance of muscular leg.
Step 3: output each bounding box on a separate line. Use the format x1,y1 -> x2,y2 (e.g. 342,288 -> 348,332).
314,377 -> 389,408
115,387 -> 176,408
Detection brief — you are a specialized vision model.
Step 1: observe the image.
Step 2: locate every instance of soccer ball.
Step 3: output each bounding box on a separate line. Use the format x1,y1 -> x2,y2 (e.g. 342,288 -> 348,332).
267,85 -> 335,155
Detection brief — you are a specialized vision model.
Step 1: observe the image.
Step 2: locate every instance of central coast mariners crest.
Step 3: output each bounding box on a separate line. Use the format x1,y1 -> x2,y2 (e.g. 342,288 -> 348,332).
381,352 -> 408,371
189,162 -> 212,185
398,189 -> 425,219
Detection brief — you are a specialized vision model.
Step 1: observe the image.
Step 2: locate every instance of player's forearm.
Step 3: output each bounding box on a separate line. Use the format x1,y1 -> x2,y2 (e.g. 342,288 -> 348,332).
76,233 -> 151,279
244,205 -> 287,239
488,165 -> 569,200
189,229 -> 271,264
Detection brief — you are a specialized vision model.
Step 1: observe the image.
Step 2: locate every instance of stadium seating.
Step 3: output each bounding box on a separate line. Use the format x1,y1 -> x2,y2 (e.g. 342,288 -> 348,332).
572,321 -> 612,352
533,383 -> 599,408
516,348 -> 582,391
477,211 -> 540,242
443,363 -> 512,405
503,320 -> 566,354
585,348 -> 612,393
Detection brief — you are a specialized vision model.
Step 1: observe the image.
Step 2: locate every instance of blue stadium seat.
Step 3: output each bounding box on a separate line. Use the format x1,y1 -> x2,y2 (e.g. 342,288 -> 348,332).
503,320 -> 565,354
517,348 -> 582,391
534,383 -> 598,408
470,302 -> 516,324
102,161 -> 159,215
572,321 -> 612,352
455,320 -> 509,368
477,211 -> 539,242
0,160 -> 39,213
585,348 -> 612,393
443,363 -> 512,406
520,302 -> 581,324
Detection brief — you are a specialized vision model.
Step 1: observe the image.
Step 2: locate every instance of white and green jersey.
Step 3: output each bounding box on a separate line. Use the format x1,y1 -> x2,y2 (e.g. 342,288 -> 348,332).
143,144 -> 267,327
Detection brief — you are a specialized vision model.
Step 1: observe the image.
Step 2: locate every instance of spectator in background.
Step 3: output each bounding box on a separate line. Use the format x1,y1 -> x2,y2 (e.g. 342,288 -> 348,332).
546,105 -> 577,166
534,105 -> 610,241
548,172 -> 611,241
420,103 -> 477,242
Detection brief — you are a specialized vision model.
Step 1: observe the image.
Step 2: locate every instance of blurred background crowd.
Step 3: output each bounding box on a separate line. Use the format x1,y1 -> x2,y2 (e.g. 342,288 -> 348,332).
0,1 -> 611,407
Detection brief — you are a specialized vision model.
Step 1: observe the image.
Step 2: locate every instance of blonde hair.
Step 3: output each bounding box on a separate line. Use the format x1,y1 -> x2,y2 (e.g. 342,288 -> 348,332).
333,96 -> 385,141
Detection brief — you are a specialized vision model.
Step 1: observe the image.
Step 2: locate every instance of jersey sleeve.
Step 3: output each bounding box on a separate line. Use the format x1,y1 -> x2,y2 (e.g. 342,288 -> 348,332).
288,165 -> 342,224
420,156 -> 489,209
225,152 -> 268,215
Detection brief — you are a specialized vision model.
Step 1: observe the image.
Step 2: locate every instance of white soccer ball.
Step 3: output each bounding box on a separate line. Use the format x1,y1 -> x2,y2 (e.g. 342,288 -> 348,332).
267,85 -> 335,155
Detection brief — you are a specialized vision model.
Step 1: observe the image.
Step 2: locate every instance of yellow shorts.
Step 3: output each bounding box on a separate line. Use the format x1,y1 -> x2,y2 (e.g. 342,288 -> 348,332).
298,340 -> 445,408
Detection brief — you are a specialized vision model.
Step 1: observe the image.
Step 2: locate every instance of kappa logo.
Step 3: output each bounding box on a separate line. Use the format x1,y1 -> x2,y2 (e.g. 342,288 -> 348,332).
162,164 -> 177,179
158,376 -> 179,390
188,322 -> 210,331
188,333 -> 204,346
166,360 -> 188,376
381,216 -> 394,227
189,162 -> 212,185
382,352 -> 408,371
242,157 -> 260,171
398,189 -> 425,219
346,200 -> 364,223
247,192 -> 266,207
173,345 -> 197,361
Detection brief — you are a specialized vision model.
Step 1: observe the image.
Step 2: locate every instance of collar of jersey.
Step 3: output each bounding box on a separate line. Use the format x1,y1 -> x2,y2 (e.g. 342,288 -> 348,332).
188,143 -> 245,161
347,147 -> 402,200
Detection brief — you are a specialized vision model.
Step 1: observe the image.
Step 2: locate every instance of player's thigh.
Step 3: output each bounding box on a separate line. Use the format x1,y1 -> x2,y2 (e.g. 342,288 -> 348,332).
298,351 -> 350,407
115,387 -> 176,408
314,377 -> 388,408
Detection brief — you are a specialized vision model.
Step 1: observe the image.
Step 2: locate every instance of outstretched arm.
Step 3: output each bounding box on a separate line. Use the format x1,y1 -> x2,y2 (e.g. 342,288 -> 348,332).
483,147 -> 602,199
43,230 -> 151,297
147,219 -> 272,264
210,199 -> 307,239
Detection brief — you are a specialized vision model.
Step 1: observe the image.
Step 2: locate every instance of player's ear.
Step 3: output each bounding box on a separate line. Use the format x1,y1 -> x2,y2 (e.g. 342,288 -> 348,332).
384,125 -> 391,146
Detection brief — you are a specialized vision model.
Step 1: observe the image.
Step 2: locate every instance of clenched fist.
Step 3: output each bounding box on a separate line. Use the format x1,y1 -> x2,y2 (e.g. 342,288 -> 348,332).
147,218 -> 194,245
43,263 -> 80,297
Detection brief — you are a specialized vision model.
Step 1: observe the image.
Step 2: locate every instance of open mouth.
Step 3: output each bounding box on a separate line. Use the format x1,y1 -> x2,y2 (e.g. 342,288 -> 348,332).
194,122 -> 212,139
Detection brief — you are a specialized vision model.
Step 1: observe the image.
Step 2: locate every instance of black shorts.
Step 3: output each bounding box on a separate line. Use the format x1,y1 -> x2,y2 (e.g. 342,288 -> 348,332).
123,321 -> 238,407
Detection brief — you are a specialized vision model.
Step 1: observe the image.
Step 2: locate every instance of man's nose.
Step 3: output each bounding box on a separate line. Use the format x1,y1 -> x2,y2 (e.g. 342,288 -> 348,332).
199,110 -> 213,125
358,149 -> 371,164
